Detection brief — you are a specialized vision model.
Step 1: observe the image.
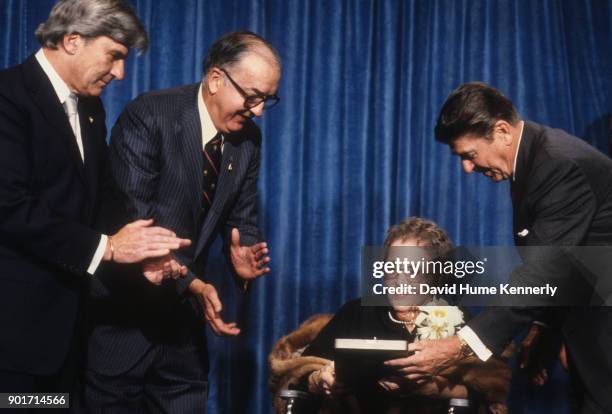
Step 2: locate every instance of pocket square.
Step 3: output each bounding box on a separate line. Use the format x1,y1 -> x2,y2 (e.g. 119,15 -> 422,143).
517,229 -> 529,237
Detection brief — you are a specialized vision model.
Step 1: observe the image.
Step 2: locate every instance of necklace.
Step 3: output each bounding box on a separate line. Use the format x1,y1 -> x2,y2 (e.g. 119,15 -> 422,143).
388,306 -> 420,332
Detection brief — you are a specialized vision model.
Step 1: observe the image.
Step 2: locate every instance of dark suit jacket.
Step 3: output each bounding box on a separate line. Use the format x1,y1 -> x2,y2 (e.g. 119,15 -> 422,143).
468,121 -> 612,413
87,83 -> 262,375
0,55 -> 120,375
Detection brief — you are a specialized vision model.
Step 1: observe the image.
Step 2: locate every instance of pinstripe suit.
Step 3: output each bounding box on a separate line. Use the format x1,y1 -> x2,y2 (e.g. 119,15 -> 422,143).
82,83 -> 262,413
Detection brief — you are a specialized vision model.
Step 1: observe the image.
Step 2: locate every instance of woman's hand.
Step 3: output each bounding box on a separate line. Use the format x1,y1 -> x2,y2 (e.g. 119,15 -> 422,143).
378,377 -> 467,399
378,377 -> 402,393
308,362 -> 337,396
378,377 -> 440,396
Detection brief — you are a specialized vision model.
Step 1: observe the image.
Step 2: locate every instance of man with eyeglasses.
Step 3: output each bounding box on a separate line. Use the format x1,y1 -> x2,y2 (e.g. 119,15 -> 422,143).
81,31 -> 281,413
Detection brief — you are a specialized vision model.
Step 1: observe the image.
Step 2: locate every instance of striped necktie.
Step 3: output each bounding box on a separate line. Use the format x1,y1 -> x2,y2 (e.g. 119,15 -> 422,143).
202,134 -> 222,207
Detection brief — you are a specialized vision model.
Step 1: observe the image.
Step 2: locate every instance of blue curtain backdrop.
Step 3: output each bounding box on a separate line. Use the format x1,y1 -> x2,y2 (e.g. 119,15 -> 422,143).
2,0 -> 612,413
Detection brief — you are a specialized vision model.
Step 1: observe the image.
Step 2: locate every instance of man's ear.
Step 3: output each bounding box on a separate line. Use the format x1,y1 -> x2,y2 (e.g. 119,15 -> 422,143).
61,33 -> 81,55
494,120 -> 513,146
206,68 -> 224,95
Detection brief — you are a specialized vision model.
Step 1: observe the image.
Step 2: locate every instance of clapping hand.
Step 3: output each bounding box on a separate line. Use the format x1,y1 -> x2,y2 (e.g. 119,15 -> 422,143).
230,228 -> 270,280
106,219 -> 191,264
142,254 -> 188,285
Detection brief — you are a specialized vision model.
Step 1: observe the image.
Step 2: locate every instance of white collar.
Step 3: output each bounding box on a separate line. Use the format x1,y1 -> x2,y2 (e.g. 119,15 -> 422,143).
35,48 -> 73,105
197,82 -> 222,149
511,121 -> 525,182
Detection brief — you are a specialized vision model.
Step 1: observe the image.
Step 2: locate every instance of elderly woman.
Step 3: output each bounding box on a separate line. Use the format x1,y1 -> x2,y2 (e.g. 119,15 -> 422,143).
271,217 -> 511,414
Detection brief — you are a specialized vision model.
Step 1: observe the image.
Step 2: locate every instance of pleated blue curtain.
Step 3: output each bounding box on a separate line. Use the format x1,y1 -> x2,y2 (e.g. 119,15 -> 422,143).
2,1 -> 611,413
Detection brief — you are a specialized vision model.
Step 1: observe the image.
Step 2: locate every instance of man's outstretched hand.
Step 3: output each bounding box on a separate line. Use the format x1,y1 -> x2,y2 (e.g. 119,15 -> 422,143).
189,279 -> 240,336
230,228 -> 270,280
384,336 -> 463,382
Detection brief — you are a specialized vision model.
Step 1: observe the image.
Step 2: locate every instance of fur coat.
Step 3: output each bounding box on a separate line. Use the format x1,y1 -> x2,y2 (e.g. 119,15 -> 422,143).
269,314 -> 512,414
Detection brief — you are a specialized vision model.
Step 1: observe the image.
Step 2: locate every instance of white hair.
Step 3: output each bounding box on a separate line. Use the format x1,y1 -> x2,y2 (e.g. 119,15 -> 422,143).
35,0 -> 148,51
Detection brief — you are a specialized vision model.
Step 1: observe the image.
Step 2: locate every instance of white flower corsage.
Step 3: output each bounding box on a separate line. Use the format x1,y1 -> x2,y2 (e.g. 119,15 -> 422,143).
414,298 -> 465,341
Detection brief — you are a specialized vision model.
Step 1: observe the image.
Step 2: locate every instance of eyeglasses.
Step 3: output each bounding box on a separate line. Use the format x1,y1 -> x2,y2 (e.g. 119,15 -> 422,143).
219,67 -> 280,110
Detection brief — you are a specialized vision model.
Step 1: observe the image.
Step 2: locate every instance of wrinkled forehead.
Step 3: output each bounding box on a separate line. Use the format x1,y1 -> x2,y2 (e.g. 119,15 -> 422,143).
385,245 -> 433,263
84,35 -> 129,57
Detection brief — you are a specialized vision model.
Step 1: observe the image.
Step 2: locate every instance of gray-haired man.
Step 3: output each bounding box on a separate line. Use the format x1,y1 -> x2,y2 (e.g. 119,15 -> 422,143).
0,0 -> 190,397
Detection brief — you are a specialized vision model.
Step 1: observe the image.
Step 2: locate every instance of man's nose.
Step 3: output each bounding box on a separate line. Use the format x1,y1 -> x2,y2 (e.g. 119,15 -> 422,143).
250,101 -> 265,117
462,159 -> 475,173
111,60 -> 125,80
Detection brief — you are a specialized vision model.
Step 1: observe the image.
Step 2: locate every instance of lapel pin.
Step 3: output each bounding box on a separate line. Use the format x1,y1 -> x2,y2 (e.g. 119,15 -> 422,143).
88,116 -> 94,124
517,229 -> 529,237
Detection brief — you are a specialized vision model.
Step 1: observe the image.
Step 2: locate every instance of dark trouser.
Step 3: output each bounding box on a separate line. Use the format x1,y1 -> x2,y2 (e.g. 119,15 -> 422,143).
0,327 -> 81,414
76,339 -> 208,414
563,309 -> 612,414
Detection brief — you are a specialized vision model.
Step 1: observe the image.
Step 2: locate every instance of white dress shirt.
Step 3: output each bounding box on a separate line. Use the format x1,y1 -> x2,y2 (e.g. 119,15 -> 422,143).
197,82 -> 224,151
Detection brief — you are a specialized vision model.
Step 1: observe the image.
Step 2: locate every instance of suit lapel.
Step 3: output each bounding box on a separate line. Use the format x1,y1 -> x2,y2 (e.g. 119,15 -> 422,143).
512,121 -> 543,243
210,138 -> 239,216
176,85 -> 204,227
79,98 -> 102,199
193,134 -> 243,258
23,55 -> 86,182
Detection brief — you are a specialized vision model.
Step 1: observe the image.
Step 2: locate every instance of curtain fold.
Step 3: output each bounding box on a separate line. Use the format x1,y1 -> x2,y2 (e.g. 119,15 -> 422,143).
2,1 -> 611,413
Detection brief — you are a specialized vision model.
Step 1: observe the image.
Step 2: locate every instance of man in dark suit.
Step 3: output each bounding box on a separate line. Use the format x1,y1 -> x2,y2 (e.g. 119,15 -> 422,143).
82,32 -> 280,413
0,0 -> 192,400
386,82 -> 612,413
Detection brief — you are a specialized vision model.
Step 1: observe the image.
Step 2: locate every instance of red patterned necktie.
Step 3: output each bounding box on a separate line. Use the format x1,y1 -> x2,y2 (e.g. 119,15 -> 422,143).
202,134 -> 222,207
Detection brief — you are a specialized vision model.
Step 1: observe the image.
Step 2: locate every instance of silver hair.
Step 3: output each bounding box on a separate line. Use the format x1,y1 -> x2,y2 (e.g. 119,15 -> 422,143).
35,0 -> 148,52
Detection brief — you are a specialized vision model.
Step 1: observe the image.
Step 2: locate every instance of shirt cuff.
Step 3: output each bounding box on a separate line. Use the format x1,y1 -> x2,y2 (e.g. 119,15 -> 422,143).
458,326 -> 493,361
87,234 -> 107,275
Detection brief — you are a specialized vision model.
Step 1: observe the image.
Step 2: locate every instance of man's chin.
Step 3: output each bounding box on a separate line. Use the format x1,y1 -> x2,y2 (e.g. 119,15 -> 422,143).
79,86 -> 104,97
227,119 -> 248,132
91,81 -> 111,96
484,172 -> 507,182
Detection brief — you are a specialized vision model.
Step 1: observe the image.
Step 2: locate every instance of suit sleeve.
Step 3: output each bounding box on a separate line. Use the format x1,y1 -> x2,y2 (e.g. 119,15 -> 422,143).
0,91 -> 102,276
217,135 -> 263,293
108,98 -> 161,221
92,101 -> 128,236
222,140 -> 263,249
468,158 -> 597,356
109,99 -> 199,294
